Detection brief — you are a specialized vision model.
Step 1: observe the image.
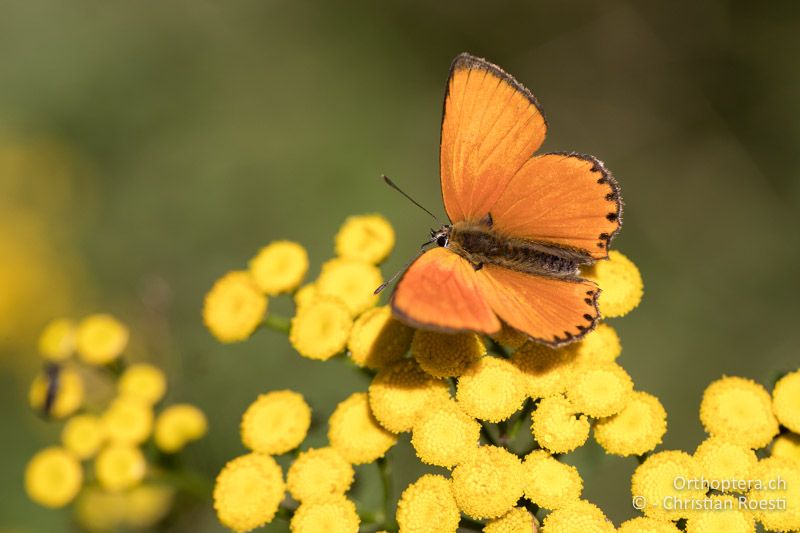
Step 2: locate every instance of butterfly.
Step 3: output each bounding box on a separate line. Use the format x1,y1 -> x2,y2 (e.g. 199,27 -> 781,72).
390,53 -> 622,346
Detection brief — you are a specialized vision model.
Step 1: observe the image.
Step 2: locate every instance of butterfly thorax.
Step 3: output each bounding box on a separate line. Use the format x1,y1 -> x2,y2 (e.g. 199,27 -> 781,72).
440,219 -> 594,279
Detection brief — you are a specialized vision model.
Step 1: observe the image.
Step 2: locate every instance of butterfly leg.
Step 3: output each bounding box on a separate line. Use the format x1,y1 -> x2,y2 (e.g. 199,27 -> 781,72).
472,262 -> 484,271
479,212 -> 494,228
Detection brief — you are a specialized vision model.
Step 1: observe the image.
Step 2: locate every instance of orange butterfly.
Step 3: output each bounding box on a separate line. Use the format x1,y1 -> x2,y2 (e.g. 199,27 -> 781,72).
390,53 -> 622,346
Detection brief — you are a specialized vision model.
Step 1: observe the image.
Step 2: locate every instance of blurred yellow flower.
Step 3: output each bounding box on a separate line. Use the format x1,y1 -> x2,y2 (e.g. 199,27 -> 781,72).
566,362 -> 633,418
76,314 -> 129,365
102,396 -> 153,445
62,414 -> 106,460
531,394 -> 590,454
699,376 -> 778,449
594,391 -> 667,456
456,355 -> 526,422
241,390 -> 310,455
290,297 -> 352,360
94,444 -> 146,492
411,399 -> 480,468
38,318 -> 76,361
773,370 -> 800,433
490,322 -> 528,350
335,213 -> 395,264
29,366 -> 84,419
293,282 -> 318,310
396,474 -> 460,533
249,240 -> 309,295
154,403 -> 208,453
540,499 -> 614,533
203,271 -> 267,343
411,330 -> 486,378
693,436 -> 757,490
523,450 -> 583,510
118,363 -> 167,405
213,453 -> 285,533
290,495 -> 360,533
484,507 -> 535,533
74,487 -> 127,532
512,341 -> 578,399
123,484 -> 175,530
631,450 -> 705,521
451,445 -> 525,520
287,447 -> 354,503
316,258 -> 382,316
24,447 -> 83,508
747,457 -> 800,531
368,358 -> 450,433
685,494 -> 755,533
582,250 -> 643,318
329,392 -> 396,464
348,305 -> 413,369
617,517 -> 681,533
573,323 -> 621,365
772,433 -> 800,465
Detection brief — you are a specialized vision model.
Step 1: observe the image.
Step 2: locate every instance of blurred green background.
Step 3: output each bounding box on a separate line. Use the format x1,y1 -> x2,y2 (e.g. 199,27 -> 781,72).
2,0 -> 798,531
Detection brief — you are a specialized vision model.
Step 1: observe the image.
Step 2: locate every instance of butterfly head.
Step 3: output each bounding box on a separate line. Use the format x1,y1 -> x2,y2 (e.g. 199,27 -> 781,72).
429,225 -> 452,248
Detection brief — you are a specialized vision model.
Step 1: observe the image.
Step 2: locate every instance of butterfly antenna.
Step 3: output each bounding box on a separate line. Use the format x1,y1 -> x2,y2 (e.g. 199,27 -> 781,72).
381,175 -> 441,224
374,242 -> 434,295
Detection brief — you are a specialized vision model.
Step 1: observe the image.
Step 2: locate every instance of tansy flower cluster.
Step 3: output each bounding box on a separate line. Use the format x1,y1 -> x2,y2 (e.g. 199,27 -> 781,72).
25,314 -> 208,531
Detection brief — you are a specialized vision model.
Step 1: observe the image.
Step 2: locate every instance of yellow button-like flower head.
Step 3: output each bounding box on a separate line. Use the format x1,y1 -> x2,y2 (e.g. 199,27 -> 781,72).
484,507 -> 536,533
287,447 -> 354,503
241,390 -> 310,455
335,214 -> 395,264
102,395 -> 153,445
594,391 -> 667,456
290,495 -> 360,533
316,258 -> 382,316
531,394 -> 590,454
411,330 -> 486,378
290,297 -> 352,360
490,322 -> 529,350
348,306 -> 413,369
29,366 -> 84,419
203,271 -> 267,343
396,474 -> 460,533
451,445 -> 525,520
541,500 -> 614,533
118,363 -> 167,405
747,457 -> 800,531
582,250 -> 643,318
38,318 -> 76,361
249,240 -> 309,295
523,450 -> 583,510
328,392 -> 397,464
617,517 -> 681,533
368,358 -> 451,433
567,362 -> 633,418
512,341 -> 579,399
693,436 -> 757,490
123,484 -> 175,530
772,433 -> 800,465
773,370 -> 800,433
456,355 -> 526,422
684,494 -> 755,533
24,447 -> 83,508
294,282 -> 318,310
411,399 -> 480,468
62,414 -> 106,459
74,486 -> 126,531
213,453 -> 285,533
154,403 -> 208,453
631,450 -> 706,521
700,376 -> 779,449
95,444 -> 147,492
573,323 -> 621,365
76,314 -> 129,364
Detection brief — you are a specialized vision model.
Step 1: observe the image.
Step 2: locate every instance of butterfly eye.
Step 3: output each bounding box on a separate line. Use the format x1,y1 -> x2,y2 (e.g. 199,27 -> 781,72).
436,235 -> 448,247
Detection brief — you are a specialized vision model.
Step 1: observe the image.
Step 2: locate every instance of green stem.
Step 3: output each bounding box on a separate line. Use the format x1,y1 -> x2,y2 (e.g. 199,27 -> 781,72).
155,468 -> 212,501
459,515 -> 485,531
480,422 -> 501,447
262,313 -> 291,333
377,456 -> 395,530
508,398 -> 535,444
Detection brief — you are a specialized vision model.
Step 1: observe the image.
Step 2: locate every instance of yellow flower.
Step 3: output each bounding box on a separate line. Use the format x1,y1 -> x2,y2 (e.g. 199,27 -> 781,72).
573,323 -> 621,365
594,391 -> 667,456
490,322 -> 529,350
74,487 -> 126,532
411,399 -> 480,468
411,330 -> 486,378
24,447 -> 83,508
316,258 -> 382,316
567,362 -> 633,418
582,250 -> 643,318
484,507 -> 536,533
38,318 -> 76,361
773,370 -> 800,433
631,450 -> 706,521
368,358 -> 451,433
334,214 -> 395,264
290,495 -> 360,533
512,341 -> 579,399
540,499 -> 614,533
329,392 -> 397,464
249,240 -> 309,295
693,436 -> 757,490
451,445 -> 525,520
123,484 -> 175,529
213,453 -> 285,533
685,494 -> 755,533
76,314 -> 129,365
94,444 -> 147,492
241,390 -> 311,455
396,474 -> 460,533
294,282 -> 318,310
62,414 -> 106,459
531,395 -> 590,454
748,457 -> 800,532
290,297 -> 353,360
617,517 -> 681,533
700,376 -> 779,449
154,403 -> 208,453
203,271 -> 267,343
287,447 -> 354,503
772,433 -> 800,465
102,396 -> 153,445
348,305 -> 413,369
118,363 -> 167,405
456,356 -> 526,422
29,366 -> 84,419
523,450 -> 583,510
